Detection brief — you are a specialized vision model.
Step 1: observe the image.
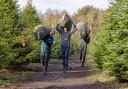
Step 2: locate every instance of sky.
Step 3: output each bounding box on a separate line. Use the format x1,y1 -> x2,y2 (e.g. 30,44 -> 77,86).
18,0 -> 110,15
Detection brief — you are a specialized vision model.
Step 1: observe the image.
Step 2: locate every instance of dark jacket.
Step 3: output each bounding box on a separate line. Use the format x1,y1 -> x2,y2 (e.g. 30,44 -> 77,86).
56,24 -> 76,46
41,35 -> 54,54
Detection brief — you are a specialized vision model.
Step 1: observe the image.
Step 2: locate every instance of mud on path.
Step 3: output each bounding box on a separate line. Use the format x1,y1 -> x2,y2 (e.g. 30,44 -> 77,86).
1,55 -> 119,89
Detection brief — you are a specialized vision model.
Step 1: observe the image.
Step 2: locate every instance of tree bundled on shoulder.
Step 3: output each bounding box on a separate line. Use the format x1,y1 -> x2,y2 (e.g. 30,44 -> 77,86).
89,0 -> 128,80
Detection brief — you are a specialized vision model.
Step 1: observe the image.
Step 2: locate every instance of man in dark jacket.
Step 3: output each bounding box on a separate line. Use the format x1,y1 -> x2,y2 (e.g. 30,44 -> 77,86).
56,23 -> 77,71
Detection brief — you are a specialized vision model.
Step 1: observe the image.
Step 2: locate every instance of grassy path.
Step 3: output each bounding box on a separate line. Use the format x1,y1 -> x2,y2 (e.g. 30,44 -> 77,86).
0,55 -> 127,89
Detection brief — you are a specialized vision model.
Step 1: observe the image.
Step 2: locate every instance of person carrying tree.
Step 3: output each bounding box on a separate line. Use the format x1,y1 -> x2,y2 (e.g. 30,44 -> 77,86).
56,13 -> 77,71
40,30 -> 55,74
76,22 -> 90,67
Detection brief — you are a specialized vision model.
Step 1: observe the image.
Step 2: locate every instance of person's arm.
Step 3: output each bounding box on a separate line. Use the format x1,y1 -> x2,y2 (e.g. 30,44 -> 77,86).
70,24 -> 77,35
56,24 -> 62,34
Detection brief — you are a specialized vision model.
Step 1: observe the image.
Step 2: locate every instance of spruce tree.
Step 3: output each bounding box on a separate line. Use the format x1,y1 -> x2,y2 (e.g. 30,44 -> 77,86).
20,0 -> 41,62
0,0 -> 20,68
21,0 -> 40,29
90,0 -> 128,80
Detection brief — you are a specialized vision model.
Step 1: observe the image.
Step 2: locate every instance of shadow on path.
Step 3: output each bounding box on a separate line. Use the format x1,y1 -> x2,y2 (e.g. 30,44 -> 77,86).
13,55 -> 121,89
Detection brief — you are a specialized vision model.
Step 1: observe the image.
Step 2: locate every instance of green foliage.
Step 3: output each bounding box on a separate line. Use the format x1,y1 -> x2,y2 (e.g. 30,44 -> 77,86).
7,0 -> 41,66
70,38 -> 79,55
21,0 -> 40,29
0,72 -> 33,85
0,37 -> 13,68
0,0 -> 22,68
0,0 -> 20,37
77,6 -> 97,16
89,0 -> 128,80
0,0 -> 41,68
50,33 -> 61,58
19,0 -> 41,63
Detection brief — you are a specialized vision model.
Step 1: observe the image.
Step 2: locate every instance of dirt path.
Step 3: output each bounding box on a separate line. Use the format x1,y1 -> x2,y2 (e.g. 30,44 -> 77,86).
2,55 -> 119,89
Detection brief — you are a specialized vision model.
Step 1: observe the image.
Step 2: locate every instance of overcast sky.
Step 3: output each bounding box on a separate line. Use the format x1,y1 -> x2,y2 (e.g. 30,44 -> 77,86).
18,0 -> 110,15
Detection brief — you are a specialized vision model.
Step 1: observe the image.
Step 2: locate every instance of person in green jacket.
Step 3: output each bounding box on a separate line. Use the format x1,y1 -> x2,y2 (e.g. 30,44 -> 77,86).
40,30 -> 54,74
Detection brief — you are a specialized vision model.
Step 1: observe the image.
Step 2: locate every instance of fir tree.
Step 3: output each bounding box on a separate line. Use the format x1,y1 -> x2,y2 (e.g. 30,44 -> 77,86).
90,0 -> 128,80
21,0 -> 40,29
0,0 -> 20,68
20,0 -> 41,63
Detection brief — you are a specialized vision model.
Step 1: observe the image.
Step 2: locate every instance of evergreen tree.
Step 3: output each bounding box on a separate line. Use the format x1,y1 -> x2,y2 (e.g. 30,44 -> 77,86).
90,0 -> 128,80
21,0 -> 40,29
0,0 -> 20,37
20,0 -> 41,63
0,0 -> 21,68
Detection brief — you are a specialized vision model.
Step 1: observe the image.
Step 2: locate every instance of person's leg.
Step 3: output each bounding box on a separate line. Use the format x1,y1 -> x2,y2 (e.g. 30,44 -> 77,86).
43,53 -> 49,73
61,45 -> 66,69
40,53 -> 45,66
45,54 -> 50,72
65,46 -> 70,69
40,53 -> 47,74
82,44 -> 87,67
80,46 -> 84,62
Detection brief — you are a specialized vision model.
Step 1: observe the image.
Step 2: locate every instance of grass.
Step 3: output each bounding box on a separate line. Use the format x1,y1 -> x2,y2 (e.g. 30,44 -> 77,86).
0,71 -> 33,86
88,71 -> 128,89
93,72 -> 117,83
86,56 -> 128,89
